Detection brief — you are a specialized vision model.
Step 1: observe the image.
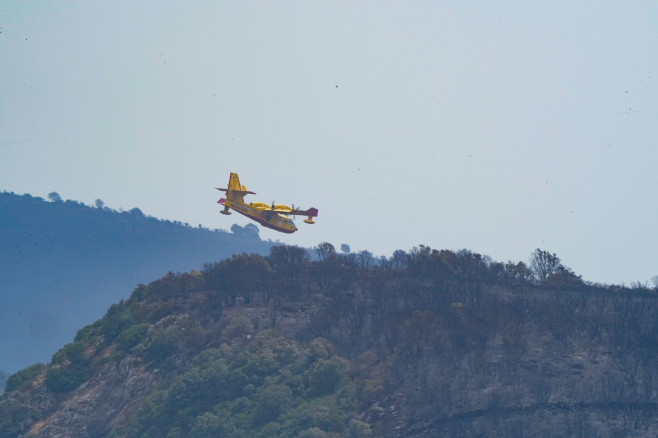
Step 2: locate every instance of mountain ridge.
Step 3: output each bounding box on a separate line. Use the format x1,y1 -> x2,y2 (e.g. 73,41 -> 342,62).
2,246 -> 658,437
0,191 -> 275,372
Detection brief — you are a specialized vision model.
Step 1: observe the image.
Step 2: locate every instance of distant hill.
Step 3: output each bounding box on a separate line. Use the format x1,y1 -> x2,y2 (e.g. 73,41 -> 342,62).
0,191 -> 275,372
2,247 -> 658,437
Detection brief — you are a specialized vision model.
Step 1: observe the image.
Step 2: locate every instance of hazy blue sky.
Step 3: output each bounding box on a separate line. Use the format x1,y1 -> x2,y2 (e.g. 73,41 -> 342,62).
1,2 -> 656,285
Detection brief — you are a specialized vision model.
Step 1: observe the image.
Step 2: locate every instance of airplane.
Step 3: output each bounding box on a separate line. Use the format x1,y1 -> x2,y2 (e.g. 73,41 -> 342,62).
216,172 -> 318,234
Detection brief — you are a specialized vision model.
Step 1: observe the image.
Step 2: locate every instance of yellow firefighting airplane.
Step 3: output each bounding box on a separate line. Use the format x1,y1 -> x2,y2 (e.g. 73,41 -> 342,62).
216,172 -> 318,234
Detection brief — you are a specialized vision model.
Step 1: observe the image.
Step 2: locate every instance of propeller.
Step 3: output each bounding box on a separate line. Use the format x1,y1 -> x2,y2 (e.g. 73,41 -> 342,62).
270,201 -> 299,217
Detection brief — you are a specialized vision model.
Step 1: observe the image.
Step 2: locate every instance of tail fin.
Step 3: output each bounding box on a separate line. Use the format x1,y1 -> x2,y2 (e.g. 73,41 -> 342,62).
228,172 -> 255,194
227,172 -> 244,191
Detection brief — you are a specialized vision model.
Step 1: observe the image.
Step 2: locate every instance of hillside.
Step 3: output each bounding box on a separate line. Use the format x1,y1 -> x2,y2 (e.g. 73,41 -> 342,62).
2,245 -> 658,437
0,191 -> 275,372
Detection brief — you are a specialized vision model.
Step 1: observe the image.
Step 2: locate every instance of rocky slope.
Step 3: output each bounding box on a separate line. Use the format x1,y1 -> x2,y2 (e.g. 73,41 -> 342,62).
2,246 -> 658,437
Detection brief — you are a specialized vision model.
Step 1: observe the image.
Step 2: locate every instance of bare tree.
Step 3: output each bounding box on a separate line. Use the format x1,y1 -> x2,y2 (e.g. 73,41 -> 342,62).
529,248 -> 562,284
389,250 -> 409,270
315,242 -> 336,262
358,250 -> 374,271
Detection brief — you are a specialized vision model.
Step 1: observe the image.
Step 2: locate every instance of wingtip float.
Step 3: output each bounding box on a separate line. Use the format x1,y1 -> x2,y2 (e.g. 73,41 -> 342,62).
216,172 -> 318,234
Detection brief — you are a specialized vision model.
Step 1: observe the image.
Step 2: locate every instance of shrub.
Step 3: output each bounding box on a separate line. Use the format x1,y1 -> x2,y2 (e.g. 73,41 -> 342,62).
117,323 -> 149,351
222,315 -> 254,340
99,310 -> 135,343
256,384 -> 293,424
307,359 -> 345,396
45,363 -> 91,393
5,363 -> 46,392
45,342 -> 91,392
142,333 -> 177,366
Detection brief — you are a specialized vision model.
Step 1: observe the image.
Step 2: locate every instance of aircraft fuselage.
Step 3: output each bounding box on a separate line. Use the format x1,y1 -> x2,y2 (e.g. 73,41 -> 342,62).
221,198 -> 297,233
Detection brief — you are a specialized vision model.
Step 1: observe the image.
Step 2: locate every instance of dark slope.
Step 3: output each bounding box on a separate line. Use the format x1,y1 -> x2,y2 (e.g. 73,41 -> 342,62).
2,247 -> 658,437
0,192 -> 274,372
